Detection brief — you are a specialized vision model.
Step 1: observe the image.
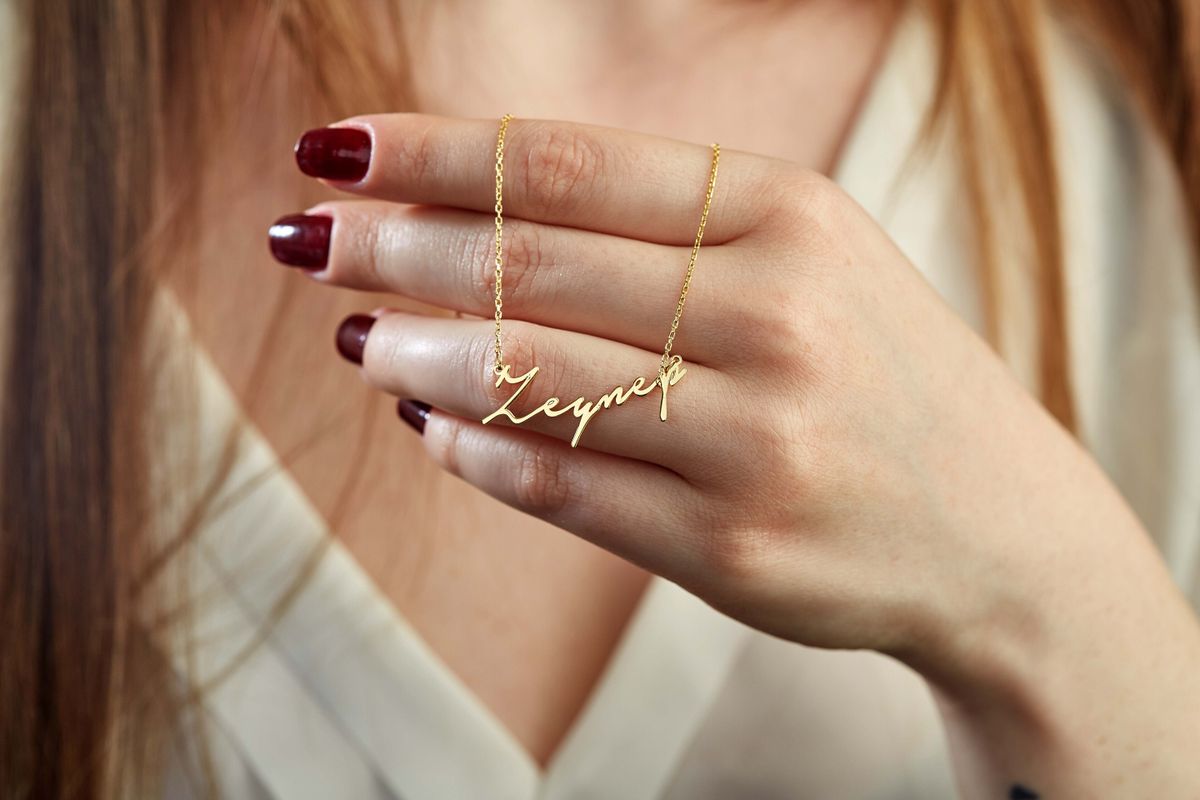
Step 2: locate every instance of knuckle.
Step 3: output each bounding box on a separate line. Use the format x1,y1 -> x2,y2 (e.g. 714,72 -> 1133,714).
730,295 -> 810,372
459,223 -> 499,310
392,119 -> 440,189
512,439 -> 573,515
721,284 -> 838,387
694,518 -> 777,582
430,415 -> 467,479
517,123 -> 606,217
369,321 -> 405,378
461,220 -> 551,315
469,329 -> 506,407
761,168 -> 844,239
714,409 -> 806,495
500,221 -> 552,310
477,323 -> 560,412
358,211 -> 393,287
755,405 -> 817,483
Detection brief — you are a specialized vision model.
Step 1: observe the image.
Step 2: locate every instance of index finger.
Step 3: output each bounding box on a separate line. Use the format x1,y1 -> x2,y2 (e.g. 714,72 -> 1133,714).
295,114 -> 776,245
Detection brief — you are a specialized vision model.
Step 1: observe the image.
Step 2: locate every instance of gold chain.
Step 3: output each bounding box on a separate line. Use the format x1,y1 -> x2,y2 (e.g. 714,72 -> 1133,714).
491,113 -> 514,376
659,142 -> 719,378
490,114 -> 719,380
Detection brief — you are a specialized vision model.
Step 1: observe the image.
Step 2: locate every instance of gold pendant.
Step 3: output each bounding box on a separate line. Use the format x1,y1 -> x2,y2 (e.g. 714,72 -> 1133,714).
481,355 -> 688,447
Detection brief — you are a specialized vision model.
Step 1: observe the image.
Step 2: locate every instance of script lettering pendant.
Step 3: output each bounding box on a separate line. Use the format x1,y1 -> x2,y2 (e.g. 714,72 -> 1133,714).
481,355 -> 688,447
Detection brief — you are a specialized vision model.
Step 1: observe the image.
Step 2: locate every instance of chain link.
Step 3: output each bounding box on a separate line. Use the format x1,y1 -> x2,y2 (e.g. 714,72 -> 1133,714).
491,114 -> 513,375
490,115 -> 719,380
659,142 -> 719,378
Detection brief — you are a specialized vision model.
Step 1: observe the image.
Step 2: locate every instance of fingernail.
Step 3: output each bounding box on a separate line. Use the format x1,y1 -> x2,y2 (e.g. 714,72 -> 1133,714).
295,127 -> 372,182
397,400 -> 431,435
268,214 -> 331,269
336,314 -> 376,365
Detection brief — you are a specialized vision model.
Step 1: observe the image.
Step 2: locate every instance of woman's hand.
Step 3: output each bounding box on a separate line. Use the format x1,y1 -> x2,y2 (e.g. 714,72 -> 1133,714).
272,115 -> 1200,797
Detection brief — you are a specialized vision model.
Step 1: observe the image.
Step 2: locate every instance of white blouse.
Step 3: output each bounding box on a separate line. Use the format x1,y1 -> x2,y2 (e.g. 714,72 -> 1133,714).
7,4 -> 1194,798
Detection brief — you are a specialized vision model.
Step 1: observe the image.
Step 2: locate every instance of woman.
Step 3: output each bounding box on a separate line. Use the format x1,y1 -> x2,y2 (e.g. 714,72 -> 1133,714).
3,0 -> 1199,797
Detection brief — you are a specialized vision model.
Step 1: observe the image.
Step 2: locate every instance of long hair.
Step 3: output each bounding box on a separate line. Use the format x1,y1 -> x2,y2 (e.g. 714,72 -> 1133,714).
1,1 -> 1197,797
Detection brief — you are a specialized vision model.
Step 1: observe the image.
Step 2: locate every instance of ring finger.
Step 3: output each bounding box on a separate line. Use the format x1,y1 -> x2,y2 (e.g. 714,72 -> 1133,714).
356,311 -> 727,470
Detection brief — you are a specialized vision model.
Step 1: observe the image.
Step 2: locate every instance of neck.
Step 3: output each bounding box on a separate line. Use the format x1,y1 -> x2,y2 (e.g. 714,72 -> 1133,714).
405,0 -> 892,172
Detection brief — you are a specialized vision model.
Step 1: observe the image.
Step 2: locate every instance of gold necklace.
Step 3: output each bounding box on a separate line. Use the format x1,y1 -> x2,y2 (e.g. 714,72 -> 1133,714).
481,114 -> 720,447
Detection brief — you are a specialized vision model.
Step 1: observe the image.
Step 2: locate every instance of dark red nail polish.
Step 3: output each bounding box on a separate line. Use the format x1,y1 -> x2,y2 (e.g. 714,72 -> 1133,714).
336,314 -> 376,365
295,127 -> 372,182
268,214 -> 331,269
397,400 -> 431,435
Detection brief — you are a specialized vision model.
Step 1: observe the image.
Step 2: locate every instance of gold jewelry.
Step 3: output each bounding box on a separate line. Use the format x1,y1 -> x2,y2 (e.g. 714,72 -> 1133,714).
482,114 -> 720,447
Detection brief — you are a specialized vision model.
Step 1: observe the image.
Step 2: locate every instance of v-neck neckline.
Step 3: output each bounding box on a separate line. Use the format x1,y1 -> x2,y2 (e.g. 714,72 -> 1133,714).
159,305 -> 753,799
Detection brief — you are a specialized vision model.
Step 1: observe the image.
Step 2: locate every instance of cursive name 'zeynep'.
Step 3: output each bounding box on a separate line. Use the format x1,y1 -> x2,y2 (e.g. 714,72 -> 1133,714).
481,355 -> 688,447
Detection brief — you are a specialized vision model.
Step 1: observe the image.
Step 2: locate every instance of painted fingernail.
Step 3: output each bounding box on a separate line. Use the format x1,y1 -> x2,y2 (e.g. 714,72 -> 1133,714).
268,214 -> 331,269
336,314 -> 376,365
295,127 -> 372,182
397,400 -> 431,435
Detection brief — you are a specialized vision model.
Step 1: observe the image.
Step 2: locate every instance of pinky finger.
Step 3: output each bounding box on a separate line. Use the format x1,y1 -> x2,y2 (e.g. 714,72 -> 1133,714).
409,401 -> 701,578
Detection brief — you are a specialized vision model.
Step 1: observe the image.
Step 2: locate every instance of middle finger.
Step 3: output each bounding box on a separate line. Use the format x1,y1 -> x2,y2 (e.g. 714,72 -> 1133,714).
274,200 -> 734,363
